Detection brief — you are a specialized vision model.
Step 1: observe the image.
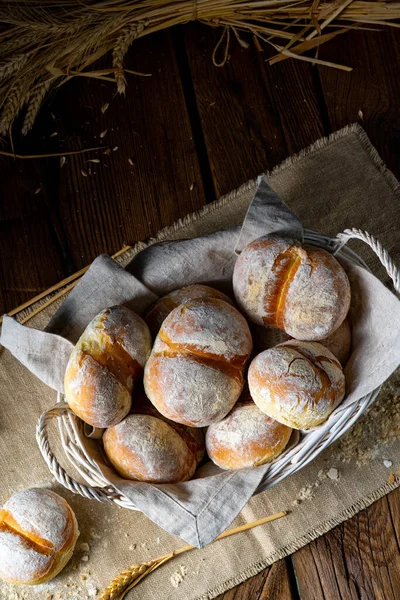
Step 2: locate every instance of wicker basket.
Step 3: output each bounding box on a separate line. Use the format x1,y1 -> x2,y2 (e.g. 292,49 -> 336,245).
36,227 -> 400,508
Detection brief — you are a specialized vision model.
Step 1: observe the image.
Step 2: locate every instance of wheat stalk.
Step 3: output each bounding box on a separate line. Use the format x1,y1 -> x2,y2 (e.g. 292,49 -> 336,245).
21,79 -> 55,135
0,80 -> 31,135
0,0 -> 398,134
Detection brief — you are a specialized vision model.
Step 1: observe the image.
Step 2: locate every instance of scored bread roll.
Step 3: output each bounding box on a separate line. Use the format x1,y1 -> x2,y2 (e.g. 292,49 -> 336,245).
144,298 -> 253,427
64,305 -> 152,428
248,340 -> 345,429
233,236 -> 351,341
206,401 -> 292,470
103,410 -> 204,483
0,489 -> 78,585
254,318 -> 352,366
145,283 -> 233,337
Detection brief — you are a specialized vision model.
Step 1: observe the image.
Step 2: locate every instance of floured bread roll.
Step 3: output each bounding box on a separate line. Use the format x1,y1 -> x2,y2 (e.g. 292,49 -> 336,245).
248,340 -> 345,429
103,408 -> 204,483
0,489 -> 79,585
64,305 -> 152,428
145,283 -> 233,337
144,298 -> 253,427
206,401 -> 292,470
233,236 -> 351,341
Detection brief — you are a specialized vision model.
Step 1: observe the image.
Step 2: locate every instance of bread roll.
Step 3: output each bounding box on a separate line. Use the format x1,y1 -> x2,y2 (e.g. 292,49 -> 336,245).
103,411 -> 204,483
248,340 -> 345,429
206,401 -> 292,470
144,298 -> 253,427
319,319 -> 351,366
254,318 -> 351,366
130,388 -> 205,465
64,305 -> 152,428
233,236 -> 351,340
145,284 -> 233,337
0,489 -> 78,585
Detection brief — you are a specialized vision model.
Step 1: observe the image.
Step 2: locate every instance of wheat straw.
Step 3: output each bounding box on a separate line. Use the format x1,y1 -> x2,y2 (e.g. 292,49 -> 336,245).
0,0 -> 397,134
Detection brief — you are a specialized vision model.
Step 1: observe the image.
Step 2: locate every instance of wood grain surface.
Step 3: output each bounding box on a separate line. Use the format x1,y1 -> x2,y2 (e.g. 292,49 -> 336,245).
1,22 -> 399,600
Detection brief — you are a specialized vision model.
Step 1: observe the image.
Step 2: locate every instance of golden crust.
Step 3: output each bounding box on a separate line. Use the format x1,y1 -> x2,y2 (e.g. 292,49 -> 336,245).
248,341 -> 345,429
103,414 -> 201,483
206,402 -> 292,470
144,298 -> 252,427
64,305 -> 152,428
0,489 -> 78,585
233,236 -> 351,340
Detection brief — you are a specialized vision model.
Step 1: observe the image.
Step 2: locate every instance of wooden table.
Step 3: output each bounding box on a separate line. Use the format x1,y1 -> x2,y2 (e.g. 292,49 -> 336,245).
1,24 -> 400,599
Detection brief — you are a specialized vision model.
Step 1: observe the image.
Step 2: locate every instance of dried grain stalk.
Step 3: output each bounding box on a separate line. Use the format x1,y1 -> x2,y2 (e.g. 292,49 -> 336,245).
0,0 -> 398,134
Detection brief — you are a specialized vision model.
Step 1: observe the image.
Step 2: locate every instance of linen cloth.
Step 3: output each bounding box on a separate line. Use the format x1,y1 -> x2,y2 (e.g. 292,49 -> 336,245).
1,124 -> 400,600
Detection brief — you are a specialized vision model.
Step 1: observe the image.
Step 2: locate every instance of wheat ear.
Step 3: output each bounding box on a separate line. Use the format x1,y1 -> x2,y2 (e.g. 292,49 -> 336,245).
21,78 -> 53,135
0,81 -> 30,135
112,22 -> 146,94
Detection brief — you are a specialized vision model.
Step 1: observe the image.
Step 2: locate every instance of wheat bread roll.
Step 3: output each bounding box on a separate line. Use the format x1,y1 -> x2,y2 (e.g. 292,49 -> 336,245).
233,236 -> 351,341
0,489 -> 79,585
206,401 -> 292,470
64,305 -> 152,428
144,298 -> 253,427
103,408 -> 204,482
145,283 -> 233,337
248,340 -> 345,429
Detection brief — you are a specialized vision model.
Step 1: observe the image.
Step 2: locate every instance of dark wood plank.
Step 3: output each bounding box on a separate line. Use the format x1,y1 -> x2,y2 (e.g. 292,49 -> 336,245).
217,559 -> 295,599
317,28 -> 400,179
184,23 -> 324,197
292,490 -> 400,600
0,30 -> 205,314
0,110 -> 68,315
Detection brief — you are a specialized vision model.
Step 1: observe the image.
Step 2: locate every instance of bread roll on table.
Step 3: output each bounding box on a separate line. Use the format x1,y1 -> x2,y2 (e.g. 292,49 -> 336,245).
64,305 -> 152,428
144,298 -> 253,427
233,236 -> 351,341
145,283 -> 233,337
206,401 -> 292,470
248,340 -> 345,429
0,489 -> 78,585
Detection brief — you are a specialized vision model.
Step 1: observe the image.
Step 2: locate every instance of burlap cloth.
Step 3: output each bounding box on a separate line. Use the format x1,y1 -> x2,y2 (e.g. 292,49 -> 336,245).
1,123 -> 400,600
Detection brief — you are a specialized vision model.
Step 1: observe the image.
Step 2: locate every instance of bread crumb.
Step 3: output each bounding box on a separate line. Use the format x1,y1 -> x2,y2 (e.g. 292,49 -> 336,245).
293,482 -> 318,505
388,473 -> 396,484
170,565 -> 188,588
81,555 -> 89,562
384,460 -> 393,468
79,542 -> 90,552
156,537 -> 160,544
129,544 -> 136,550
327,467 -> 340,481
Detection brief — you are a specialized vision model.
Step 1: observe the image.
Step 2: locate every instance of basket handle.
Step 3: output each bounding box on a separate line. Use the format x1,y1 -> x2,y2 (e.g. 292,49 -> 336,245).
337,228 -> 400,294
36,403 -> 116,504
